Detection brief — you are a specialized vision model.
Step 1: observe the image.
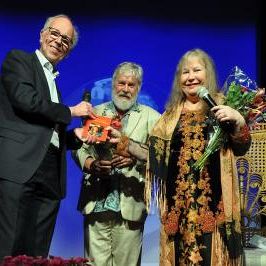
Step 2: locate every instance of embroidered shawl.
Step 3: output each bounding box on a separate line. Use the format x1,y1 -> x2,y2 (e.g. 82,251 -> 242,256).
145,101 -> 244,265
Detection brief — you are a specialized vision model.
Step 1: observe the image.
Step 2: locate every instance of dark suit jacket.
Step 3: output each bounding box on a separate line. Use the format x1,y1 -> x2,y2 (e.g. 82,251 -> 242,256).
0,49 -> 81,198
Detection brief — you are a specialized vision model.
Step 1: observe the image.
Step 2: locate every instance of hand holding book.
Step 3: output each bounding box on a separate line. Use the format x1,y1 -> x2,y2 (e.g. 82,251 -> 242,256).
82,115 -> 122,143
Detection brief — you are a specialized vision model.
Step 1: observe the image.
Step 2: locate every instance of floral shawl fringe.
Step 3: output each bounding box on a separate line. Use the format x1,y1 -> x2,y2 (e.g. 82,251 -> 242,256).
145,103 -> 183,215
211,226 -> 243,266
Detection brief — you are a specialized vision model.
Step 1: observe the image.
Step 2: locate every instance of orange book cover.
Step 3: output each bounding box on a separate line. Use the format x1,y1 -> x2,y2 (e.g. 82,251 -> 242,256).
82,116 -> 112,142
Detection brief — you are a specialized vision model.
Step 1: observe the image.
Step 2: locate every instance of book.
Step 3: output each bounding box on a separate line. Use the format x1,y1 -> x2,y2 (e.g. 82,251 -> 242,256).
82,116 -> 112,142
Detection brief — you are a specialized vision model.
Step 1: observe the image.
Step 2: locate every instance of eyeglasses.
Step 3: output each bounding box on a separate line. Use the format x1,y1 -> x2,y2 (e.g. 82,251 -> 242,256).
47,27 -> 73,49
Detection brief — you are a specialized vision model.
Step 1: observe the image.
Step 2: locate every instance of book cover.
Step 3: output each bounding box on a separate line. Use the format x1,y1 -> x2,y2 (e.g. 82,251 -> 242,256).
82,116 -> 112,142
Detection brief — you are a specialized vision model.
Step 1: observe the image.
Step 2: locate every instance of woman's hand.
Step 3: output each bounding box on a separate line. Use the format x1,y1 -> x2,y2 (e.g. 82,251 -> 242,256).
211,105 -> 246,131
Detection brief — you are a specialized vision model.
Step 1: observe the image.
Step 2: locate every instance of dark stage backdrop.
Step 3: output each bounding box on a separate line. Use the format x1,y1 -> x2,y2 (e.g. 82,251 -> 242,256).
0,12 -> 257,261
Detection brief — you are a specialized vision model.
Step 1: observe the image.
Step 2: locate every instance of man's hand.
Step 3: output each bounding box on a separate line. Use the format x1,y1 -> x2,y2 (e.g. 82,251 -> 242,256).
106,126 -> 122,144
111,154 -> 135,169
69,101 -> 96,118
90,159 -> 112,175
74,128 -> 98,143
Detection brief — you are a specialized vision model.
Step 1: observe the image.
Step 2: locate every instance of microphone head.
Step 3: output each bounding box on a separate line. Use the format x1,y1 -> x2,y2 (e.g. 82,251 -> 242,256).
196,86 -> 209,99
82,90 -> 91,102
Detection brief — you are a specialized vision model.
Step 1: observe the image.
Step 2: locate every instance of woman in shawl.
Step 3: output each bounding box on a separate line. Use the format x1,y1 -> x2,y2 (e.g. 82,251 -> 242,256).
146,48 -> 251,265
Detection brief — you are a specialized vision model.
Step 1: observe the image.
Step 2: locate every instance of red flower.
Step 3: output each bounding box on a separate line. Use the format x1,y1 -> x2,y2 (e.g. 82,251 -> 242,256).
1,255 -> 93,266
111,119 -> 121,129
48,256 -> 65,266
241,86 -> 248,93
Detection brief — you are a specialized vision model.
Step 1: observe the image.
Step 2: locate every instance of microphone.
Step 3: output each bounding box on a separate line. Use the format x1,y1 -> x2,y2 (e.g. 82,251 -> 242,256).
81,89 -> 91,125
197,86 -> 234,132
197,86 -> 217,108
82,89 -> 91,103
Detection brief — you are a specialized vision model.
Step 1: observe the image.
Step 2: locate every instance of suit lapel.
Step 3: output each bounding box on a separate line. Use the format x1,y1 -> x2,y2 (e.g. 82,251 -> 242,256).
55,80 -> 62,103
32,53 -> 51,100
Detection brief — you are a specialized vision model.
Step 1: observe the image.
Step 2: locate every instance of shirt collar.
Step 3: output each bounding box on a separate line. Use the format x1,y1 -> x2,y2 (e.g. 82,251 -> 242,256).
35,49 -> 59,78
107,101 -> 140,115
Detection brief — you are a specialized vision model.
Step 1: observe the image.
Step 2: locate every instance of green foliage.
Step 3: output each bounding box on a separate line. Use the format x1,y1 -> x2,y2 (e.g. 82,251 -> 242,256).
224,81 -> 256,118
193,81 -> 257,172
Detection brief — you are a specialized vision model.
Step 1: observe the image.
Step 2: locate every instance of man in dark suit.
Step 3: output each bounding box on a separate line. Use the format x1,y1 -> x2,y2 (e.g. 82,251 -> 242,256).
0,14 -> 94,260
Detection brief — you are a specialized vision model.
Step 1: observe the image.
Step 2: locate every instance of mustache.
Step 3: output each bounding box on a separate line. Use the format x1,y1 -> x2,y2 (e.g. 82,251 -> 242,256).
117,92 -> 131,98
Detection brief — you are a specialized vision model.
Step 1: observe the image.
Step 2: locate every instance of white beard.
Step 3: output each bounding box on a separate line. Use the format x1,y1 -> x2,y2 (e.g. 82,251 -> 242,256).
112,91 -> 137,111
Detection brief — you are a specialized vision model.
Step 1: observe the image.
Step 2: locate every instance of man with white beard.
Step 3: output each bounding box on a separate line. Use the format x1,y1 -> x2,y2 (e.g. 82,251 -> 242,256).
72,62 -> 160,266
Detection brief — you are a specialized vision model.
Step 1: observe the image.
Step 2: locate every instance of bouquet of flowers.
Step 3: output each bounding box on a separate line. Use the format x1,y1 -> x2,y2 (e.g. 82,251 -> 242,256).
193,66 -> 266,171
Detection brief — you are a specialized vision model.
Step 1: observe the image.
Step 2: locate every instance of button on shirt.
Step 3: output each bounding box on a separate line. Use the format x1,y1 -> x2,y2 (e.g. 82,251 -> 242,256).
35,49 -> 60,148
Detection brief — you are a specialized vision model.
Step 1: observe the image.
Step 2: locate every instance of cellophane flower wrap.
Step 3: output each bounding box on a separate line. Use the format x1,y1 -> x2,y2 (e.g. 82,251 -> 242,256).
193,66 -> 265,171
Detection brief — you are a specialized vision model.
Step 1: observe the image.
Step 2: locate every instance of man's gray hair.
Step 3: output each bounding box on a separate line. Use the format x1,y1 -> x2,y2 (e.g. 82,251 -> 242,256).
112,62 -> 143,90
42,14 -> 79,49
